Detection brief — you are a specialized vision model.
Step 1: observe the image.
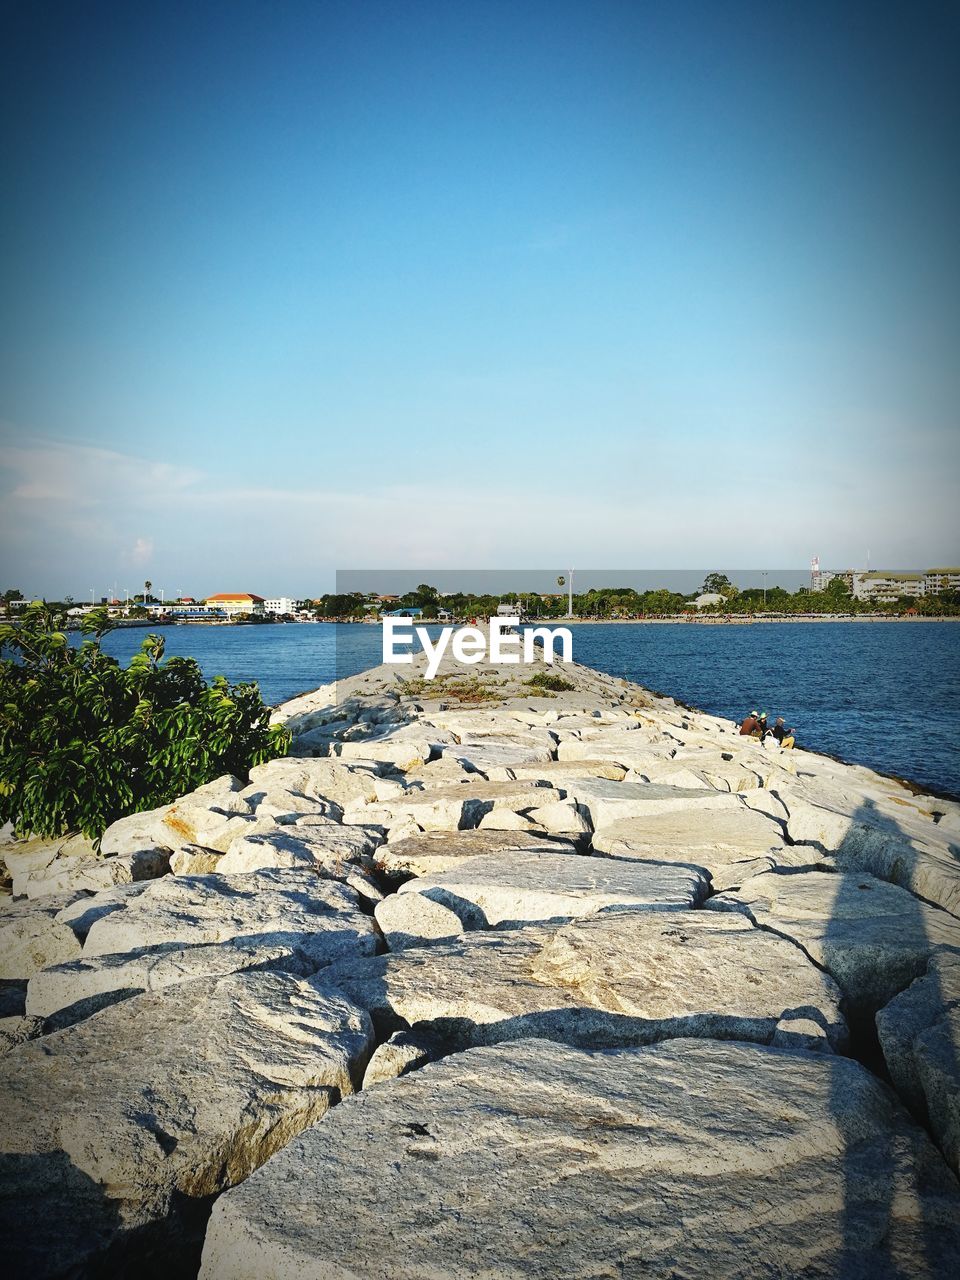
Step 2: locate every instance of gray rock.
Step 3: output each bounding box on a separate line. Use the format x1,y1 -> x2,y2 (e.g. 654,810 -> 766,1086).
397,851 -> 707,928
19,848 -> 171,899
80,868 -> 379,960
200,1037 -> 960,1280
373,893 -> 467,951
374,829 -> 579,881
709,870 -> 960,1018
169,846 -> 225,875
0,972 -> 373,1277
99,805 -> 180,856
321,908 -> 845,1052
361,1029 -> 435,1087
877,951 -> 960,1175
0,895 -> 84,979
216,827 -> 383,902
561,777 -> 744,829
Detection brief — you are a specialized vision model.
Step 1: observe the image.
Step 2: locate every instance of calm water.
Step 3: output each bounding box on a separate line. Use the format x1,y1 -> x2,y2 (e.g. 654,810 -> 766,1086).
94,621 -> 960,799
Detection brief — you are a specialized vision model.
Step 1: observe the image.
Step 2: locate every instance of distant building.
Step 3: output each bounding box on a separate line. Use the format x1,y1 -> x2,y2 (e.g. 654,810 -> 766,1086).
810,558 -> 855,593
263,597 -> 295,615
693,592 -> 724,609
496,603 -> 519,617
924,568 -> 960,595
383,607 -> 423,618
204,592 -> 266,617
852,572 -> 925,602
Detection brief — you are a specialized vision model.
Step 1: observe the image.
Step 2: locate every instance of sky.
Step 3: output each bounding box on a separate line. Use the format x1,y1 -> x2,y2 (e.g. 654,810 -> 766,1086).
1,0 -> 957,599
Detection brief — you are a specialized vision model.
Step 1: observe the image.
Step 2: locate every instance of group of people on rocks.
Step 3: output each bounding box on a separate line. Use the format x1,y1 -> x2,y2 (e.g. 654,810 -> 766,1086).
739,709 -> 795,748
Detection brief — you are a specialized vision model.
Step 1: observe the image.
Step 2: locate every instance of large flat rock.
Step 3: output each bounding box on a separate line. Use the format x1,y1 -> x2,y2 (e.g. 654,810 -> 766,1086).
200,1036 -> 960,1279
375,829 -> 580,880
710,870 -> 960,1017
320,908 -> 846,1052
783,794 -> 960,919
397,851 -> 708,927
877,951 -> 960,1176
0,894 -> 84,980
80,868 -> 379,959
559,777 -> 744,829
0,971 -> 373,1277
592,805 -> 790,888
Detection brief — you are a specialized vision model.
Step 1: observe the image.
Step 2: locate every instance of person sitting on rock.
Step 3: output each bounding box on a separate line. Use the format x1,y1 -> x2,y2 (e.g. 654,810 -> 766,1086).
771,716 -> 787,743
756,712 -> 768,738
739,710 -> 760,736
781,727 -> 796,749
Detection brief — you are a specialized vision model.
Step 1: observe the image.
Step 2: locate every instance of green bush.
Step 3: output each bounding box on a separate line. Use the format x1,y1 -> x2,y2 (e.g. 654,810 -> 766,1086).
0,605 -> 290,842
525,670 -> 575,692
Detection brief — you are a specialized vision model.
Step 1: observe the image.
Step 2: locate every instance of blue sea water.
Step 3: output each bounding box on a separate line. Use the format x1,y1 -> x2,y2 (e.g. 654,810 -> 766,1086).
94,621 -> 960,800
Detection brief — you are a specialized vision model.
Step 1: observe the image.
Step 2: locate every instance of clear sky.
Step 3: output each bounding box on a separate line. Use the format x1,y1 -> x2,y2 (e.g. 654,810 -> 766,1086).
1,0 -> 957,598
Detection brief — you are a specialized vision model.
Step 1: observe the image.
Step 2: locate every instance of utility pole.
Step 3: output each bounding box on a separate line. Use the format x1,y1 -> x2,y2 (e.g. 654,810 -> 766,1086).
568,568 -> 574,618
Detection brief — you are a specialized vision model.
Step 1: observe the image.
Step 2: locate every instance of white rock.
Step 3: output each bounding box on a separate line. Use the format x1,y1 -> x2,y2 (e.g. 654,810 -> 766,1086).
200,1037 -> 960,1280
373,893 -> 466,951
877,951 -> 960,1175
19,848 -> 171,900
525,799 -> 591,834
709,869 -> 960,1017
374,829 -> 579,880
80,868 -> 379,960
398,851 -> 708,927
99,805 -> 179,856
561,778 -> 744,829
361,1029 -> 434,1087
322,907 -> 846,1052
169,846 -> 224,875
1,972 -> 373,1277
0,896 -> 84,980
476,808 -> 540,831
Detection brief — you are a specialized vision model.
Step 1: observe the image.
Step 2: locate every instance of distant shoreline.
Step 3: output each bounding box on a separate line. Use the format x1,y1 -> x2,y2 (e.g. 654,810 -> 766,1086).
560,615 -> 960,626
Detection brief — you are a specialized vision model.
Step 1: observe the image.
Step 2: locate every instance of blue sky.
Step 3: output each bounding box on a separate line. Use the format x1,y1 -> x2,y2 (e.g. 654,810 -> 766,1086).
1,0 -> 957,598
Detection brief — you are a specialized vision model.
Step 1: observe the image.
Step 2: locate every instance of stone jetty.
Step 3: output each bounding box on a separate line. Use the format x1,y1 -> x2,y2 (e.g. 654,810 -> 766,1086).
2,643 -> 960,1277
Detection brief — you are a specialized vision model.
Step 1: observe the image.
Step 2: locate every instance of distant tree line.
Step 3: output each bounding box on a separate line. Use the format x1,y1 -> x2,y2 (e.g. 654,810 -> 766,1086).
305,575 -> 960,620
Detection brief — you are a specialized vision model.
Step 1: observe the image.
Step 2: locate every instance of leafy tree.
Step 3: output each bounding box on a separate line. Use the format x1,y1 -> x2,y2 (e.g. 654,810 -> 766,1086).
0,605 -> 289,842
701,572 -> 734,597
3,588 -> 24,603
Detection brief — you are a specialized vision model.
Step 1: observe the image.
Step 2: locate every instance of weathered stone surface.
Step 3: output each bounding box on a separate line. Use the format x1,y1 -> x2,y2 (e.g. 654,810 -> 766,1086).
373,892 -> 467,951
877,951 -> 960,1175
361,1029 -> 435,1087
561,777 -> 744,829
1,834 -> 97,887
486,758 -> 628,783
169,846 -> 224,875
398,851 -> 708,927
0,896 -> 83,980
19,848 -> 171,900
526,798 -> 591,834
54,881 -> 151,942
476,808 -> 540,831
27,929 -> 369,1031
216,827 -> 383,902
247,758 -> 380,812
374,829 -> 579,880
200,1037 -> 960,1280
593,804 -> 784,860
1,972 -> 373,1277
99,805 -> 180,856
442,734 -> 554,771
710,870 -> 960,1017
784,795 -> 960,919
0,1013 -> 42,1054
363,779 -> 557,832
336,738 -> 433,771
80,868 -> 379,960
322,909 -> 845,1052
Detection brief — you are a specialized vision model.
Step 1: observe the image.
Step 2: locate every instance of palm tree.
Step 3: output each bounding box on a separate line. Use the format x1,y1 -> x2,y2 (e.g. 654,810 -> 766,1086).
144,579 -> 152,604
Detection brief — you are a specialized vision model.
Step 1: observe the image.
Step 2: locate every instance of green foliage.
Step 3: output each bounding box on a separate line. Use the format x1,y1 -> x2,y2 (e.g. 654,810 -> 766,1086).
0,604 -> 290,842
525,670 -> 575,692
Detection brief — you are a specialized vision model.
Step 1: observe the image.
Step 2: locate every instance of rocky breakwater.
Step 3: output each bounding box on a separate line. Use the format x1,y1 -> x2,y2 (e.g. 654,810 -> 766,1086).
1,641 -> 960,1278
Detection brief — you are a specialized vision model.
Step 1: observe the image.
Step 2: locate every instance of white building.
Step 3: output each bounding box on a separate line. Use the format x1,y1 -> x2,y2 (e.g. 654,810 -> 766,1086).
852,572 -> 925,602
693,592 -> 724,609
924,568 -> 960,595
263,597 -> 296,615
